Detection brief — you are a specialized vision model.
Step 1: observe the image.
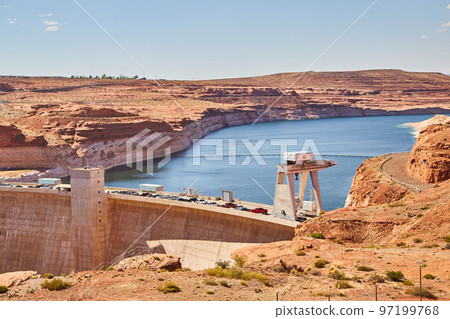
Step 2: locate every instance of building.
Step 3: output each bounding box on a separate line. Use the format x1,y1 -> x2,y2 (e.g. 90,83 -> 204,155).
139,184 -> 164,193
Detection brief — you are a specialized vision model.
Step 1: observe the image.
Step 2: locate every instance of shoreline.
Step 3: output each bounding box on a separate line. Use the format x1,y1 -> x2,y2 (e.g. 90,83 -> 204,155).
2,107 -> 449,182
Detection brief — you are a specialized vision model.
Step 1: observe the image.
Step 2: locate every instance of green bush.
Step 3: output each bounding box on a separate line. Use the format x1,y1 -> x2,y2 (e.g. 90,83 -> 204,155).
42,273 -> 54,279
314,259 -> 330,269
357,265 -> 374,272
233,255 -> 247,267
157,282 -> 181,293
423,274 -> 436,280
105,266 -> 115,271
153,256 -> 161,261
0,285 -> 8,294
403,280 -> 414,286
297,250 -> 306,256
215,260 -> 231,269
413,238 -> 422,244
205,290 -> 214,295
336,281 -> 353,289
329,269 -> 351,280
444,235 -> 450,243
386,271 -> 405,282
333,239 -> 343,244
396,242 -> 406,247
406,287 -> 437,300
309,232 -> 325,239
41,279 -> 71,291
219,280 -> 230,288
204,266 -> 270,286
204,278 -> 218,286
368,273 -> 385,283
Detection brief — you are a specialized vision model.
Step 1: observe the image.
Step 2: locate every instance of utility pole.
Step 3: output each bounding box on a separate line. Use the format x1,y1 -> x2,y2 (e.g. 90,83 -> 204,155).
420,266 -> 422,301
375,285 -> 378,301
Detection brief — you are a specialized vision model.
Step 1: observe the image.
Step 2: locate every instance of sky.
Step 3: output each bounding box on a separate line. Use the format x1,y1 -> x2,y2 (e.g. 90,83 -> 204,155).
1,0 -> 450,79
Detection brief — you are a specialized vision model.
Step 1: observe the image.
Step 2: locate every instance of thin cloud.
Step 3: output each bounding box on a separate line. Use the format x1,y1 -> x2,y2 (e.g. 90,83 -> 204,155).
45,26 -> 59,32
43,20 -> 58,26
442,22 -> 450,27
447,4 -> 450,9
420,35 -> 429,39
39,13 -> 53,17
7,18 -> 17,24
436,28 -> 447,33
3,5 -> 11,8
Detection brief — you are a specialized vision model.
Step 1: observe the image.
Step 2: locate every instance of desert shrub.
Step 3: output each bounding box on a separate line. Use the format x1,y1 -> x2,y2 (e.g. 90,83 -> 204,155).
290,269 -> 305,277
296,251 -> 306,256
423,274 -> 436,280
396,242 -> 406,247
240,281 -> 247,286
386,271 -> 405,282
41,279 -> 71,291
204,266 -> 270,286
232,255 -> 247,267
333,239 -> 343,244
314,259 -> 329,269
215,260 -> 231,269
0,285 -> 8,294
406,287 -> 437,300
388,202 -> 405,207
420,206 -> 429,210
444,235 -> 450,243
42,273 -> 54,279
157,282 -> 181,293
310,269 -> 322,276
105,266 -> 114,271
336,281 -> 353,289
175,268 -> 191,272
368,273 -> 385,283
260,259 -> 266,262
205,290 -> 214,294
403,280 -> 414,286
219,280 -> 230,288
329,269 -> 350,280
357,265 -> 374,272
309,232 -> 325,239
416,213 -> 423,218
258,253 -> 266,258
422,243 -> 439,248
413,238 -> 422,244
153,256 -> 161,261
204,278 -> 218,286
445,243 -> 450,250
274,265 -> 288,273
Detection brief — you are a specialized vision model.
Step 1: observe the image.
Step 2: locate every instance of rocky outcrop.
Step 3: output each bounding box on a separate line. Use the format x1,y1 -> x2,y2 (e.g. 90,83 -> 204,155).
115,254 -> 182,271
407,123 -> 450,183
345,156 -> 409,207
0,124 -> 47,147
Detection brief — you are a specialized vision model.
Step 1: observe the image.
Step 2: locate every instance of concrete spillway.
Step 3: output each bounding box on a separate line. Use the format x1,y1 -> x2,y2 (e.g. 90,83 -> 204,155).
0,168 -> 296,274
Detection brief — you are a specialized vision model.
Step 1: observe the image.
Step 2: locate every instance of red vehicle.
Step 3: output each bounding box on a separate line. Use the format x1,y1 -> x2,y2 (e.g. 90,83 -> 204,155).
223,202 -> 236,208
250,208 -> 268,214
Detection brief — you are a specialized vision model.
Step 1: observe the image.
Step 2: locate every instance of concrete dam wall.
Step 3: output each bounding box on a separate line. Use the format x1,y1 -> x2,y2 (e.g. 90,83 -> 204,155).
0,168 -> 296,274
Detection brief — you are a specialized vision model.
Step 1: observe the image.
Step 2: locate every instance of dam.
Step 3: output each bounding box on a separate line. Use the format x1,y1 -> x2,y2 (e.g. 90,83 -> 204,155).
0,167 -> 296,275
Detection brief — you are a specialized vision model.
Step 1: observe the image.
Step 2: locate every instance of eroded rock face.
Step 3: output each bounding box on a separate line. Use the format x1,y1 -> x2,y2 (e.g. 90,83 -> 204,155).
345,157 -> 409,207
0,124 -> 47,147
0,271 -> 39,287
407,124 -> 450,183
115,254 -> 182,271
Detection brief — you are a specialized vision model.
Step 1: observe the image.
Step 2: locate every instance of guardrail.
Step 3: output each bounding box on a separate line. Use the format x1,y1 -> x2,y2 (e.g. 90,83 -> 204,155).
379,154 -> 422,193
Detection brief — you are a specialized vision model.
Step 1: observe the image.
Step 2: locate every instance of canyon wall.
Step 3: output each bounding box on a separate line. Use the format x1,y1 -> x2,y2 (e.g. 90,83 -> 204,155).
2,105 -> 448,180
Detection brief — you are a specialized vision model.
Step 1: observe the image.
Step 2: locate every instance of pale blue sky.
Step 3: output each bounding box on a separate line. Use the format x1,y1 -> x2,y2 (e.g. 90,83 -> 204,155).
1,0 -> 450,79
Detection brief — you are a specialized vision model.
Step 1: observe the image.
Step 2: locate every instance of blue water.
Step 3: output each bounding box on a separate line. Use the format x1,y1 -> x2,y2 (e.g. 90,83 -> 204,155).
104,114 -> 441,211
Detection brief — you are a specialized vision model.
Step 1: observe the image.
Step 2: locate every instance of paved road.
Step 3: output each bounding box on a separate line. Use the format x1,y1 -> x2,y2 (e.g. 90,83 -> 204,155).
381,152 -> 434,191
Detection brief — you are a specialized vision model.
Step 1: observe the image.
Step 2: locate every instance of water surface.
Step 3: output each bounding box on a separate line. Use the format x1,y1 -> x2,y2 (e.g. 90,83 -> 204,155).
105,114 -> 441,211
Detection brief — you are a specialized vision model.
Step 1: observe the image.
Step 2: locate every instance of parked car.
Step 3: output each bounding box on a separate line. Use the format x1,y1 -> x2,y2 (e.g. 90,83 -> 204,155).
223,202 -> 236,208
250,208 -> 268,214
205,201 -> 218,206
296,216 -> 307,222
